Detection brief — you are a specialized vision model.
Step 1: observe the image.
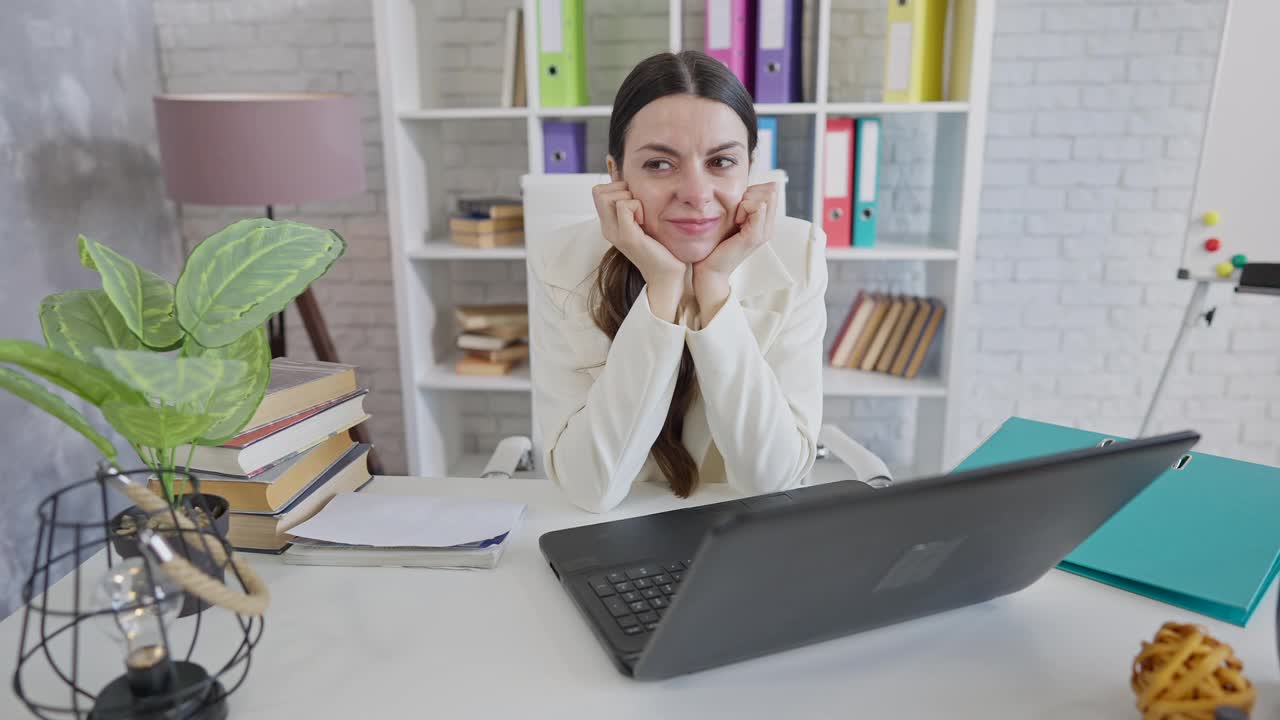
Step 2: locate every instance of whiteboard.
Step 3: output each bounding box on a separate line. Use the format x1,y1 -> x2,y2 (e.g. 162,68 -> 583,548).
1179,1 -> 1280,283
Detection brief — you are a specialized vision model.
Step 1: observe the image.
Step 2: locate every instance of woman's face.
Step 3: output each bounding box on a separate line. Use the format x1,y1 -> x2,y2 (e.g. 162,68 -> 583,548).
612,95 -> 751,264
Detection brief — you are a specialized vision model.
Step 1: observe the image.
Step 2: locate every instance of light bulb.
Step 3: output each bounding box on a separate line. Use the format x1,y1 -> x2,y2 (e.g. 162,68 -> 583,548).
93,556 -> 184,694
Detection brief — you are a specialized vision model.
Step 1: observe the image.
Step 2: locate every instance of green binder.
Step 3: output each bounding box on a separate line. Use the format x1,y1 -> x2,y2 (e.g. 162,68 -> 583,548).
537,0 -> 588,107
953,416 -> 1280,626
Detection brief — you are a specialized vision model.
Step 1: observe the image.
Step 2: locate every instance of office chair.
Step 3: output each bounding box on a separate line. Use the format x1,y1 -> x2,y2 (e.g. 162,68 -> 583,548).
477,172 -> 893,489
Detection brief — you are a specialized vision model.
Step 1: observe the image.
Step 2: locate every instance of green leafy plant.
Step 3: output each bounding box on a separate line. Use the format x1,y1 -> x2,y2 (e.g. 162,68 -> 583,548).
0,218 -> 346,503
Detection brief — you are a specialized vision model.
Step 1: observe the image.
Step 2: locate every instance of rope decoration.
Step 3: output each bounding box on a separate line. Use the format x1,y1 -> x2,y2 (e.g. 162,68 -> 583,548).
116,480 -> 270,617
1131,622 -> 1255,720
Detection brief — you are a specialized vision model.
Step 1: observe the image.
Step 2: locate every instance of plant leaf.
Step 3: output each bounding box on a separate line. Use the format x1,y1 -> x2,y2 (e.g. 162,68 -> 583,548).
79,235 -> 183,349
175,218 -> 346,348
77,234 -> 97,269
0,367 -> 117,459
181,326 -> 270,444
0,339 -> 141,407
94,349 -> 244,406
40,289 -> 143,365
101,402 -> 214,451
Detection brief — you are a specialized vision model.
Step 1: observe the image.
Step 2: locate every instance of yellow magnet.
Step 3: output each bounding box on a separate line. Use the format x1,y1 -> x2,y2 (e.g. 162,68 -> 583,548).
1203,210 -> 1220,226
1215,261 -> 1234,278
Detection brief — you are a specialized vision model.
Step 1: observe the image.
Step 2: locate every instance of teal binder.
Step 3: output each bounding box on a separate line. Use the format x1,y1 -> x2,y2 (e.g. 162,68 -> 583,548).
952,416 -> 1280,626
851,117 -> 880,248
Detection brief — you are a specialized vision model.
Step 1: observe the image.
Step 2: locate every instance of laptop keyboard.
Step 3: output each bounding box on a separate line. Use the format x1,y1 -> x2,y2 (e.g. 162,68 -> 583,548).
587,560 -> 690,636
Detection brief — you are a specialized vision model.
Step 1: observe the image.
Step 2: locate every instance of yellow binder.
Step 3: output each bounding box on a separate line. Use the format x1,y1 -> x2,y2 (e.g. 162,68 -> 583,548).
882,0 -> 948,103
537,0 -> 588,107
947,0 -> 975,101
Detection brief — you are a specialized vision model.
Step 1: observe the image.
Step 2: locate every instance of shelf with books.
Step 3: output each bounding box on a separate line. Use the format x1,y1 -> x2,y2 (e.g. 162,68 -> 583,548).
419,361 -> 532,393
408,241 -> 527,261
377,0 -> 994,479
822,367 -> 946,398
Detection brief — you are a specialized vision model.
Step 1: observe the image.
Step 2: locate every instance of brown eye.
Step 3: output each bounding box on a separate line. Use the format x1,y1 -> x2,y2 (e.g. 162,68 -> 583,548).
710,157 -> 737,169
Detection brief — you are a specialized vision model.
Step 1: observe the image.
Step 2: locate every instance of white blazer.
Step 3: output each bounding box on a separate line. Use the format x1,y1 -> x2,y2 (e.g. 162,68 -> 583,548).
528,215 -> 827,513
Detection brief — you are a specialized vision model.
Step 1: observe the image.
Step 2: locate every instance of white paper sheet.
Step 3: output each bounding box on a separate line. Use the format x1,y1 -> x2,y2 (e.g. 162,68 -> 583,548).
288,493 -> 526,548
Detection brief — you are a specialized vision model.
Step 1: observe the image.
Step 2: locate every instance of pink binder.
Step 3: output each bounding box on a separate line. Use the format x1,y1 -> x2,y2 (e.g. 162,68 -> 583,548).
705,0 -> 754,95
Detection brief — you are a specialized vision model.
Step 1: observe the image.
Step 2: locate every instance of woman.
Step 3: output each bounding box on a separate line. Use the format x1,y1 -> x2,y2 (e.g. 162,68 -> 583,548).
529,50 -> 828,513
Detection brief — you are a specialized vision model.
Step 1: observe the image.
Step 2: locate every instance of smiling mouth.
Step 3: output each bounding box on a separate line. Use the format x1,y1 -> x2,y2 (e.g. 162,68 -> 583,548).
667,218 -> 720,234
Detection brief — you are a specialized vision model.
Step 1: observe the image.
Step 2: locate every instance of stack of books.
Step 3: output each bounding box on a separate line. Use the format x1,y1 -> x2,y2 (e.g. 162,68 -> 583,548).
828,292 -> 946,379
454,303 -> 529,376
449,196 -> 524,249
170,359 -> 374,553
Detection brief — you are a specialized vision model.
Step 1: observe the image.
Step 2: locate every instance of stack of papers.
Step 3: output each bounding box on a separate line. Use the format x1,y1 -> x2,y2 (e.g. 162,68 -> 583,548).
282,493 -> 526,570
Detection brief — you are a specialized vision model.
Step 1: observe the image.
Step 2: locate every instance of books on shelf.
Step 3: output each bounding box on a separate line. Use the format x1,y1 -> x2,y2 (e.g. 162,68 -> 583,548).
457,332 -> 519,352
465,343 -> 529,365
449,198 -> 525,249
226,443 -> 374,553
829,291 -> 945,379
457,196 -> 523,219
499,8 -> 526,108
284,492 -> 527,570
454,303 -> 529,376
454,303 -> 528,332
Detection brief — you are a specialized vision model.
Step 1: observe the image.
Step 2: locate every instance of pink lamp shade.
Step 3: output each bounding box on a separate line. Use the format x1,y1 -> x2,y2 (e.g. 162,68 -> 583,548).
153,93 -> 366,206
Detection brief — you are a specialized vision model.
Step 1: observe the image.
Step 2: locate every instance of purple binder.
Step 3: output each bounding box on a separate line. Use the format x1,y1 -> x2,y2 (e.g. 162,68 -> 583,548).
542,120 -> 587,173
753,0 -> 802,103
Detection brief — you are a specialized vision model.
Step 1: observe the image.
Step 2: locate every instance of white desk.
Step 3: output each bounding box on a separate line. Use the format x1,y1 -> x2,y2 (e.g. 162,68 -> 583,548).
3,476 -> 1278,719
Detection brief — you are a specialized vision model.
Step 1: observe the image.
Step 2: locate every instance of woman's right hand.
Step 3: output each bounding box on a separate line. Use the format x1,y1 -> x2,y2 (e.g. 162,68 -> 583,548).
592,181 -> 687,291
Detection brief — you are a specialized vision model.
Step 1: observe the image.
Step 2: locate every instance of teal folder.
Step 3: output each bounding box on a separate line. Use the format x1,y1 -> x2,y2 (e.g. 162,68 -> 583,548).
851,117 -> 880,248
952,416 -> 1280,626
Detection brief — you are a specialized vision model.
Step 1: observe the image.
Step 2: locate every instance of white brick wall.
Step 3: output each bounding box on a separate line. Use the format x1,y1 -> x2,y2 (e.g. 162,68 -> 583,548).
956,0 -> 1280,469
151,0 -> 1279,478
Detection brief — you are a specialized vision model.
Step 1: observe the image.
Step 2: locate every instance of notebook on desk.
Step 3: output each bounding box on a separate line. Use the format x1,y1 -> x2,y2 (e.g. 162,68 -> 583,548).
952,416 -> 1280,626
282,492 -> 526,570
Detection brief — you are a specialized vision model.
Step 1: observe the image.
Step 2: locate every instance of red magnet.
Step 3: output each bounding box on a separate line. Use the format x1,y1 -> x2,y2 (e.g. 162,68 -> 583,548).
1203,238 -> 1221,252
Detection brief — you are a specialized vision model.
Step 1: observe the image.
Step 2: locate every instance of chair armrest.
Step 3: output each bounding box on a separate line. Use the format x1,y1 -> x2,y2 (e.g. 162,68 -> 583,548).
817,425 -> 893,488
481,436 -> 535,479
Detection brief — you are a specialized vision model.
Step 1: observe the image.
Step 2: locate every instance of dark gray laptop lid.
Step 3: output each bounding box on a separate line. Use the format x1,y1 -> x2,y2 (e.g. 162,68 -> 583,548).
632,430 -> 1199,680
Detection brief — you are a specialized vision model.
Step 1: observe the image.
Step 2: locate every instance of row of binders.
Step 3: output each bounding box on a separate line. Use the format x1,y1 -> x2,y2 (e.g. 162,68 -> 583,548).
505,0 -> 974,108
532,117 -> 779,174
829,291 -> 945,379
822,116 -> 880,248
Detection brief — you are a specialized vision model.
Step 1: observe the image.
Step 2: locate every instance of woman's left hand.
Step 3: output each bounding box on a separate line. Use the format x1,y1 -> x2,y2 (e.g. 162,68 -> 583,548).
692,182 -> 778,318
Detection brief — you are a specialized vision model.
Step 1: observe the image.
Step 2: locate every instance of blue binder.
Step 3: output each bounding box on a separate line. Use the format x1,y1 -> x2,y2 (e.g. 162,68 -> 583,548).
756,116 -> 778,170
952,416 -> 1280,626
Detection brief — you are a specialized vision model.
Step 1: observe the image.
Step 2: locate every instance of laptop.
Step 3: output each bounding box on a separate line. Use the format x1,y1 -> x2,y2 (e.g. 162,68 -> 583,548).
539,429 -> 1199,680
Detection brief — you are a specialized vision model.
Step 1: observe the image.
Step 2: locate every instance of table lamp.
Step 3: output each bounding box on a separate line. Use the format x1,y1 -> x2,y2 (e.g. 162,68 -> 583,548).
154,92 -> 381,474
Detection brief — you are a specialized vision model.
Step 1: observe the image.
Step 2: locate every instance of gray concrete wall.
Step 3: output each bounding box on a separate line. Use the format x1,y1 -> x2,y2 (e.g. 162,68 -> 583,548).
1,0 -> 179,617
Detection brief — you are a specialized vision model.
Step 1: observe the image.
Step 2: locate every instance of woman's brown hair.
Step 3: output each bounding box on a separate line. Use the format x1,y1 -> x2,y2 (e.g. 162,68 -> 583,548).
589,51 -> 757,498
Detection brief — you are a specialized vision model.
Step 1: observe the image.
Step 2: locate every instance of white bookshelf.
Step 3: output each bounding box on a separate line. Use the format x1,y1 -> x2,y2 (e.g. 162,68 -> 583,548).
373,0 -> 995,478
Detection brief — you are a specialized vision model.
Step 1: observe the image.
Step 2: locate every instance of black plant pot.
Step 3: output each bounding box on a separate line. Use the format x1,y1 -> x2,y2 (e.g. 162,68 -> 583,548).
108,493 -> 231,618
